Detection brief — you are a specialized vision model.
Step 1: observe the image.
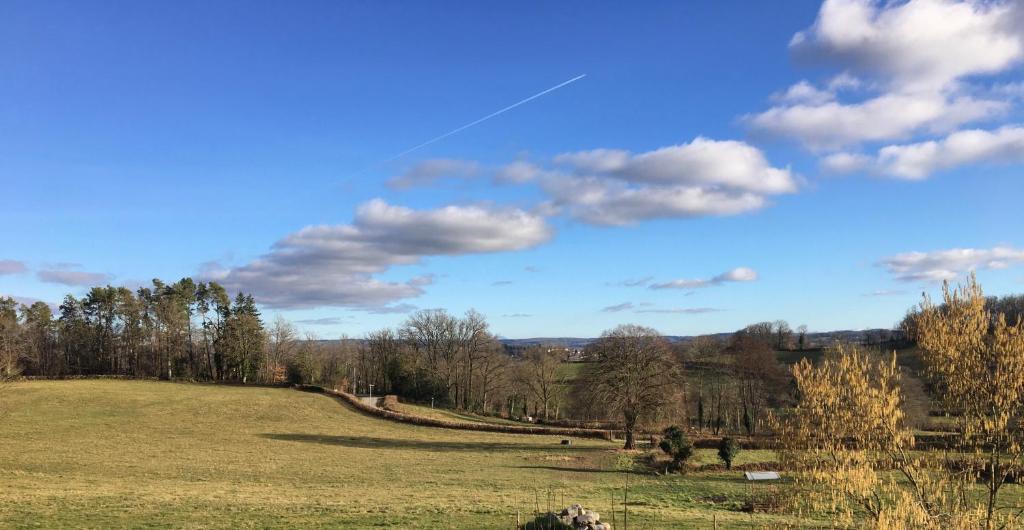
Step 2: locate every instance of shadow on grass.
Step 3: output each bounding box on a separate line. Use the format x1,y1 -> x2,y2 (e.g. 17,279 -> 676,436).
260,433 -> 607,453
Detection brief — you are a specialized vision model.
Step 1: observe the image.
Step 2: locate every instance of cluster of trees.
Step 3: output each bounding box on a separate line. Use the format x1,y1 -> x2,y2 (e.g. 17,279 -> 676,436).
777,276 -> 1024,529
254,308 -> 571,420
684,324 -> 790,437
0,279 -> 267,382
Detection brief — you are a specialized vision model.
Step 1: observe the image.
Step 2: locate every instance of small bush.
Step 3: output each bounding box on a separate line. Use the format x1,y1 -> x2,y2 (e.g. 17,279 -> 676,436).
658,425 -> 694,473
718,437 -> 740,470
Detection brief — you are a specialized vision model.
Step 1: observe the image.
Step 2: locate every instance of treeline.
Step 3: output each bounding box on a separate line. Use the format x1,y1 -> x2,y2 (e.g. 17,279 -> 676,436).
0,279 -> 812,439
0,279 -> 266,382
329,309 -> 568,419
681,323 -> 792,436
0,286 -> 575,422
2,278 -> 911,442
900,292 -> 1024,341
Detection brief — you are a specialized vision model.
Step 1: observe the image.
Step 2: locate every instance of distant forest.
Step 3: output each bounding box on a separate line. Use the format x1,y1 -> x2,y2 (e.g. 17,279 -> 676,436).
2,278 -> 1024,437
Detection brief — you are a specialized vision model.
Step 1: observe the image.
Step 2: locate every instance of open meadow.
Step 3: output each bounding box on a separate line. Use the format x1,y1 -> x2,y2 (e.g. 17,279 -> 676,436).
0,379 -> 805,529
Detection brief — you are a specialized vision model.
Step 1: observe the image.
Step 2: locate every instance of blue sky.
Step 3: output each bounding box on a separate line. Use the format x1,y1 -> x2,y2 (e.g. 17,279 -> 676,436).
2,0 -> 1024,338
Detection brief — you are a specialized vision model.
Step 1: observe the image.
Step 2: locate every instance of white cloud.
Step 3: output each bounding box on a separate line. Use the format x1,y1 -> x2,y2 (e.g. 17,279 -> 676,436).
494,161 -> 544,184
790,0 -> 1024,92
750,0 -> 1022,150
649,267 -> 758,290
823,125 -> 1024,179
541,138 -> 796,225
554,138 -> 797,194
876,125 -> 1024,179
386,159 -> 480,190
821,152 -> 871,173
828,72 -> 863,91
216,199 -> 553,309
771,80 -> 836,105
748,91 -> 1005,150
544,176 -> 769,226
0,259 -> 27,275
879,246 -> 1024,282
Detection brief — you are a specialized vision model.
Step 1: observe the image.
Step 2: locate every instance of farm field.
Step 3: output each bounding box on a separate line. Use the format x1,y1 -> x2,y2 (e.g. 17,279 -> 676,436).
0,380 -> 806,529
388,400 -> 525,426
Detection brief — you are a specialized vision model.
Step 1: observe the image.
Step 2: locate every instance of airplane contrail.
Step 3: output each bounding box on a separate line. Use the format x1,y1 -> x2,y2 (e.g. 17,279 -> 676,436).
387,73 -> 587,162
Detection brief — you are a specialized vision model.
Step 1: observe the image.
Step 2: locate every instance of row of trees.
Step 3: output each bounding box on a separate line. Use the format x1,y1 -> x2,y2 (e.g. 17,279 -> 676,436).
340,309 -> 572,419
0,279 -> 266,382
0,279 -> 803,449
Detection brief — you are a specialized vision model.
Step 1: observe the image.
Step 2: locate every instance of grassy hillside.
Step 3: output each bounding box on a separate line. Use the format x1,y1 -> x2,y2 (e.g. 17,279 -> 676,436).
388,401 -> 525,426
0,380 -> 806,529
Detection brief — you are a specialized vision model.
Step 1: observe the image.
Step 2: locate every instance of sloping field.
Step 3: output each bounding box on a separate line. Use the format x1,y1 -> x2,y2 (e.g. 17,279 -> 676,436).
387,401 -> 526,426
0,380 -> 800,528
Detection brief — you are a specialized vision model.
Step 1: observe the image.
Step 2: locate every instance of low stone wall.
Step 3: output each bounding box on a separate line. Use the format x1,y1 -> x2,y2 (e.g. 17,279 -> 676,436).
295,385 -> 616,441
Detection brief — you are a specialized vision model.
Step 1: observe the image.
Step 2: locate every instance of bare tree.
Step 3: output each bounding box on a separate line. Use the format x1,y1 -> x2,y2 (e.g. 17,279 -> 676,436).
475,342 -> 510,414
400,309 -> 460,406
773,320 -> 792,350
585,325 -> 682,449
0,297 -> 23,380
458,309 -> 491,410
518,345 -> 566,420
686,335 -> 725,432
265,315 -> 297,383
366,328 -> 402,394
728,331 -> 786,435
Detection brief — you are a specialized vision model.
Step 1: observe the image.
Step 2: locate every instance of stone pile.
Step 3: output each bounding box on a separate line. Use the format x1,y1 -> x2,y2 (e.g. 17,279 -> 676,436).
553,504 -> 611,529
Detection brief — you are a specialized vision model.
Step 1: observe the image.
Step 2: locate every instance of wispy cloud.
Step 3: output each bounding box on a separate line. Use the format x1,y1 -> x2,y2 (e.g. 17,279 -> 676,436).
863,289 -> 908,297
613,276 -> 653,287
364,303 -> 418,314
295,317 -> 347,325
502,313 -> 532,318
879,246 -> 1024,282
635,307 -> 721,314
387,159 -> 481,190
0,294 -> 56,312
601,302 -> 635,313
37,266 -> 113,287
491,280 -> 514,286
0,259 -> 27,275
649,267 -> 758,290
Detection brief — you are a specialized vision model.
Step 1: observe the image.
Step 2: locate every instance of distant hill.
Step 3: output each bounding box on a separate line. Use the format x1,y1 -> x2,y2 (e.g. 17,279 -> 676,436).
498,329 -> 903,349
308,328 -> 904,351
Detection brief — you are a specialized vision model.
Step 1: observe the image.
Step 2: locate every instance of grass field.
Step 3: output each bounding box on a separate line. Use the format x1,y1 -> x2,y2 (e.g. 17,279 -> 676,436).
388,401 -> 525,426
0,380 -> 810,529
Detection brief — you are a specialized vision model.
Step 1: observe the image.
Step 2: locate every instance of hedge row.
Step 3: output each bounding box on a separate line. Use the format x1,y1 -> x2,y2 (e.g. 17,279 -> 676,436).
295,385 -> 616,441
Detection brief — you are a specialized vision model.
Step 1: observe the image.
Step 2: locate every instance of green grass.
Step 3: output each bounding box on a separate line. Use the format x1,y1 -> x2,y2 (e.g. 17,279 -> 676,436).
557,361 -> 590,380
0,380 -> 815,529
